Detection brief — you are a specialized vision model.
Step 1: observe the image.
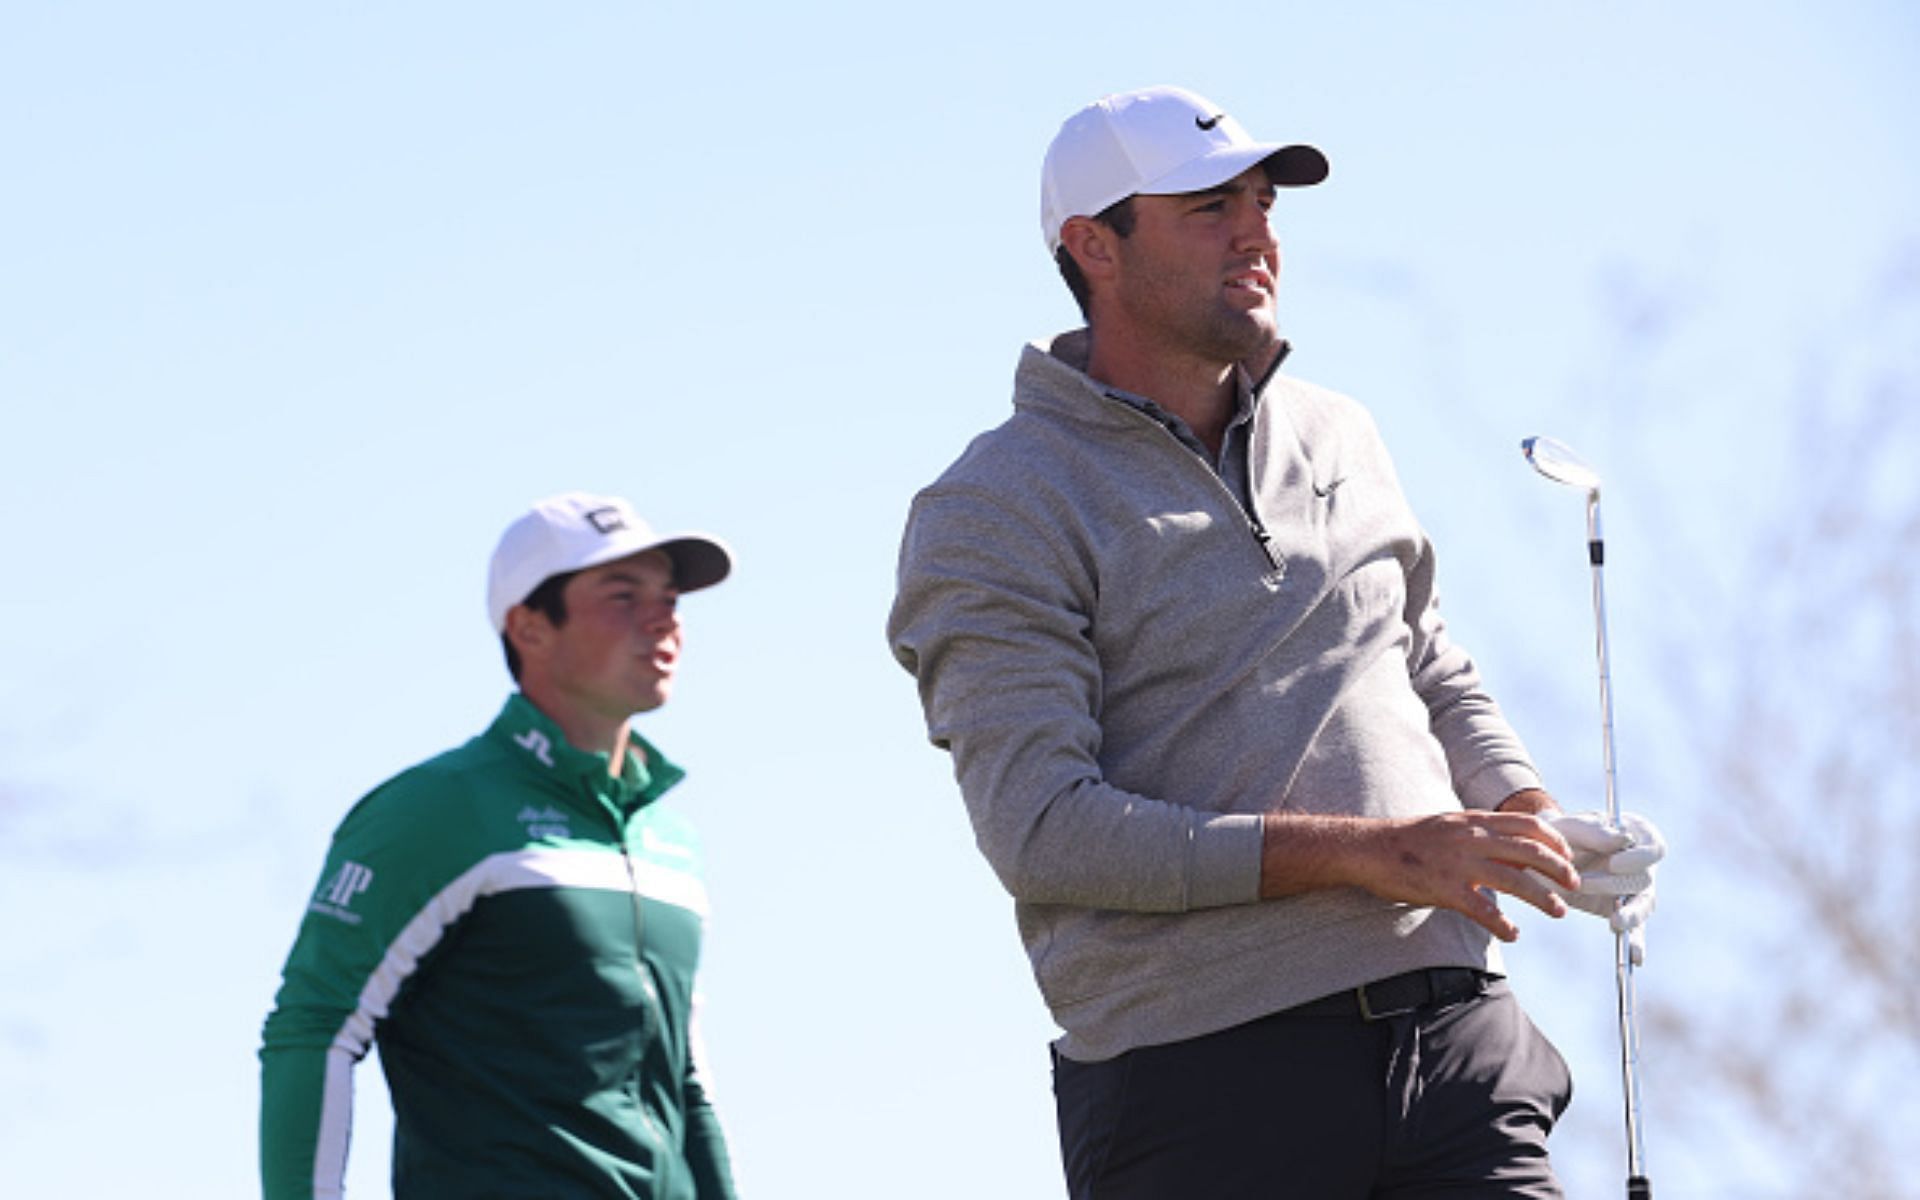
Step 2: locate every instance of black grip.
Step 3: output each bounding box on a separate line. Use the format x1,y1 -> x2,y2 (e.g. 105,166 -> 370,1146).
1589,539 -> 1605,566
1628,1176 -> 1652,1200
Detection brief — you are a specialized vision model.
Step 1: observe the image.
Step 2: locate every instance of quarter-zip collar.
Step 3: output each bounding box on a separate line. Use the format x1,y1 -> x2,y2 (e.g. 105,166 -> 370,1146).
485,691 -> 685,815
1018,327 -> 1293,432
1022,326 -> 1291,526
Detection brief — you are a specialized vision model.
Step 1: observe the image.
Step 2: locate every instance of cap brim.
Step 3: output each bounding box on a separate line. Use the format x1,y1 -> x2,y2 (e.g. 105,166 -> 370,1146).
1261,144 -> 1329,187
658,535 -> 733,593
562,532 -> 734,596
1139,142 -> 1328,197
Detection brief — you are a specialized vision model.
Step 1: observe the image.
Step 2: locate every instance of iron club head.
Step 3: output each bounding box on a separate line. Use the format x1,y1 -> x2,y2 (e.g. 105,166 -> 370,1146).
1521,435 -> 1603,494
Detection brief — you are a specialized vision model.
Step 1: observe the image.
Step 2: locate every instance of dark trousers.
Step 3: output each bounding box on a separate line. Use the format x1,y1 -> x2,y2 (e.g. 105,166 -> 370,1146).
1052,975 -> 1571,1199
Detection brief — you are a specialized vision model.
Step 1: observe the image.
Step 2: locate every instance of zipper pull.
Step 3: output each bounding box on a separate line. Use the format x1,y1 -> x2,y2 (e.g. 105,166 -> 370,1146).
1250,519 -> 1286,587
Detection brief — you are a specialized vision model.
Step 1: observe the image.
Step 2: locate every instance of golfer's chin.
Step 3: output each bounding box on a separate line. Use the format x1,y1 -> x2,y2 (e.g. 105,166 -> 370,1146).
625,679 -> 674,715
1203,308 -> 1278,365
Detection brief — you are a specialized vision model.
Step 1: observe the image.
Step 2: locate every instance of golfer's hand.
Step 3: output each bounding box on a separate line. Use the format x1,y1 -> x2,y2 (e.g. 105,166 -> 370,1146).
1363,811 -> 1581,943
1536,810 -> 1665,964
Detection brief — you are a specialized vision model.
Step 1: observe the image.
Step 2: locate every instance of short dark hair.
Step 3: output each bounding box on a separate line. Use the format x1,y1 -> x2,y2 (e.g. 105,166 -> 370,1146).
1056,196 -> 1138,317
500,570 -> 576,682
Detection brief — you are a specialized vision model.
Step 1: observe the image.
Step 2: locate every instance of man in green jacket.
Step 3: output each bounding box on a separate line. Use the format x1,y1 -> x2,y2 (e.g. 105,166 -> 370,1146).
261,491 -> 740,1199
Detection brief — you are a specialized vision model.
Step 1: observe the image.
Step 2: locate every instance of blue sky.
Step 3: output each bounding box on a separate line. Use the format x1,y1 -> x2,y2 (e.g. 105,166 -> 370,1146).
3,3 -> 1915,1196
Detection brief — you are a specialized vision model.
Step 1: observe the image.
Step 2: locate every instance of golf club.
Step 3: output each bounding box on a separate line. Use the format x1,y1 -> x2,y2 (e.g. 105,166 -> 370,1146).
1520,434 -> 1652,1200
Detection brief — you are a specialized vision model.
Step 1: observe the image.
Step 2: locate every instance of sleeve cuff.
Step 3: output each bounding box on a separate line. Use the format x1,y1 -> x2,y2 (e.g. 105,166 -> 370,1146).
1460,762 -> 1546,812
1187,812 -> 1267,909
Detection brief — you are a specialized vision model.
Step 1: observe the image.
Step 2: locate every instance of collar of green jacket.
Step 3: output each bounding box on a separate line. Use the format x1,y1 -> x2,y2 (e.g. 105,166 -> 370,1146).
486,692 -> 686,813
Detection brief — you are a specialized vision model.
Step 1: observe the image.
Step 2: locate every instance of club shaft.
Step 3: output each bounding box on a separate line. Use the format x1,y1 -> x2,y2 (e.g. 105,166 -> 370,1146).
1586,496 -> 1617,827
1586,491 -> 1649,1188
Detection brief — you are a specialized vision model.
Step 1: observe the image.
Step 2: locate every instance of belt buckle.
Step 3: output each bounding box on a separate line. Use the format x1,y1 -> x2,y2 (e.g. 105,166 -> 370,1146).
1356,981 -> 1406,1021
1356,985 -> 1384,1021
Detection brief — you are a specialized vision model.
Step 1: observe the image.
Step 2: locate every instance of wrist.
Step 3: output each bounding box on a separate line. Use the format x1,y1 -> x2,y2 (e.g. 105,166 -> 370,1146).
1258,811 -> 1379,900
1497,788 -> 1558,816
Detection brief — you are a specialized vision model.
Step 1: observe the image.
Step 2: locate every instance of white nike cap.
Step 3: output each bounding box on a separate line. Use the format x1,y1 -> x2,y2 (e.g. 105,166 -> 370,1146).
1040,85 -> 1328,253
486,492 -> 733,633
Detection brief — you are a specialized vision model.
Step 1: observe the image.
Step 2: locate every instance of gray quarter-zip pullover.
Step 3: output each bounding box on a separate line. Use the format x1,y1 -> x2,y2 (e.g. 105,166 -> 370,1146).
888,331 -> 1543,1062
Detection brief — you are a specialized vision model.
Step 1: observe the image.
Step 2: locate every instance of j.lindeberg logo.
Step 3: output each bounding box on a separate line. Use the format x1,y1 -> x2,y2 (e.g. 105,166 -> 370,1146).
310,861 -> 374,925
514,728 -> 556,767
1195,113 -> 1225,131
584,506 -> 628,535
1312,477 -> 1349,498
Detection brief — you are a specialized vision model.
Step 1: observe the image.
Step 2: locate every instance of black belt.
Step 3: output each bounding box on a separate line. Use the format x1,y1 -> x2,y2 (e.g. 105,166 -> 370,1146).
1285,967 -> 1491,1022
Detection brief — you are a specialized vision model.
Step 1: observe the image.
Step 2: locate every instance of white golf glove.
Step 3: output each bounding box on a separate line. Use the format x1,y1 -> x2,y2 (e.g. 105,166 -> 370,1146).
1542,810 -> 1665,965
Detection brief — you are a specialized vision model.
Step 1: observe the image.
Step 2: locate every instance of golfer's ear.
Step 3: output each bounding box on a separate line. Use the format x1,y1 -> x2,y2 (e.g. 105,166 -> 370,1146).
1060,216 -> 1120,285
504,604 -> 553,665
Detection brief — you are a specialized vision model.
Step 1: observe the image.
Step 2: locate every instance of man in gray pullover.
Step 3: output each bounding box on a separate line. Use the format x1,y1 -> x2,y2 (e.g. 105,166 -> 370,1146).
887,86 -> 1665,1197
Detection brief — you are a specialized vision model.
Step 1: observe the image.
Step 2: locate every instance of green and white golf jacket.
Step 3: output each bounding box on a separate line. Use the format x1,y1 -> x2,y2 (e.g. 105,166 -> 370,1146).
260,694 -> 736,1200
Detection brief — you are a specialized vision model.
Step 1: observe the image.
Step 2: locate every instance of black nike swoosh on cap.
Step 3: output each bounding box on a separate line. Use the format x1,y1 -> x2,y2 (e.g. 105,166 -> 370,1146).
1196,114 -> 1224,131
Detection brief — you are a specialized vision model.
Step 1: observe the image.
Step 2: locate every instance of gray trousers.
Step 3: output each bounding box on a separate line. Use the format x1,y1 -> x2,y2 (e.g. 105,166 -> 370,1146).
1052,975 -> 1571,1199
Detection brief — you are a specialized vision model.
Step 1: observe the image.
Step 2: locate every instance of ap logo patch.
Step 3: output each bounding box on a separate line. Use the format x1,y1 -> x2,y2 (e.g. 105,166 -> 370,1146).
310,861 -> 375,925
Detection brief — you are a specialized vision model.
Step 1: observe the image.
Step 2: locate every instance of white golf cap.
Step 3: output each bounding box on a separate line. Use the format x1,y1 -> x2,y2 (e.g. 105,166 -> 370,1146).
1040,85 -> 1328,253
486,491 -> 733,633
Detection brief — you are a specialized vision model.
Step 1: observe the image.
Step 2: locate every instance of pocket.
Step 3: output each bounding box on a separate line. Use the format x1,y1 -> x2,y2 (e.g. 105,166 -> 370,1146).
1481,982 -> 1575,1123
1524,1008 -> 1575,1121
1428,984 -> 1574,1127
